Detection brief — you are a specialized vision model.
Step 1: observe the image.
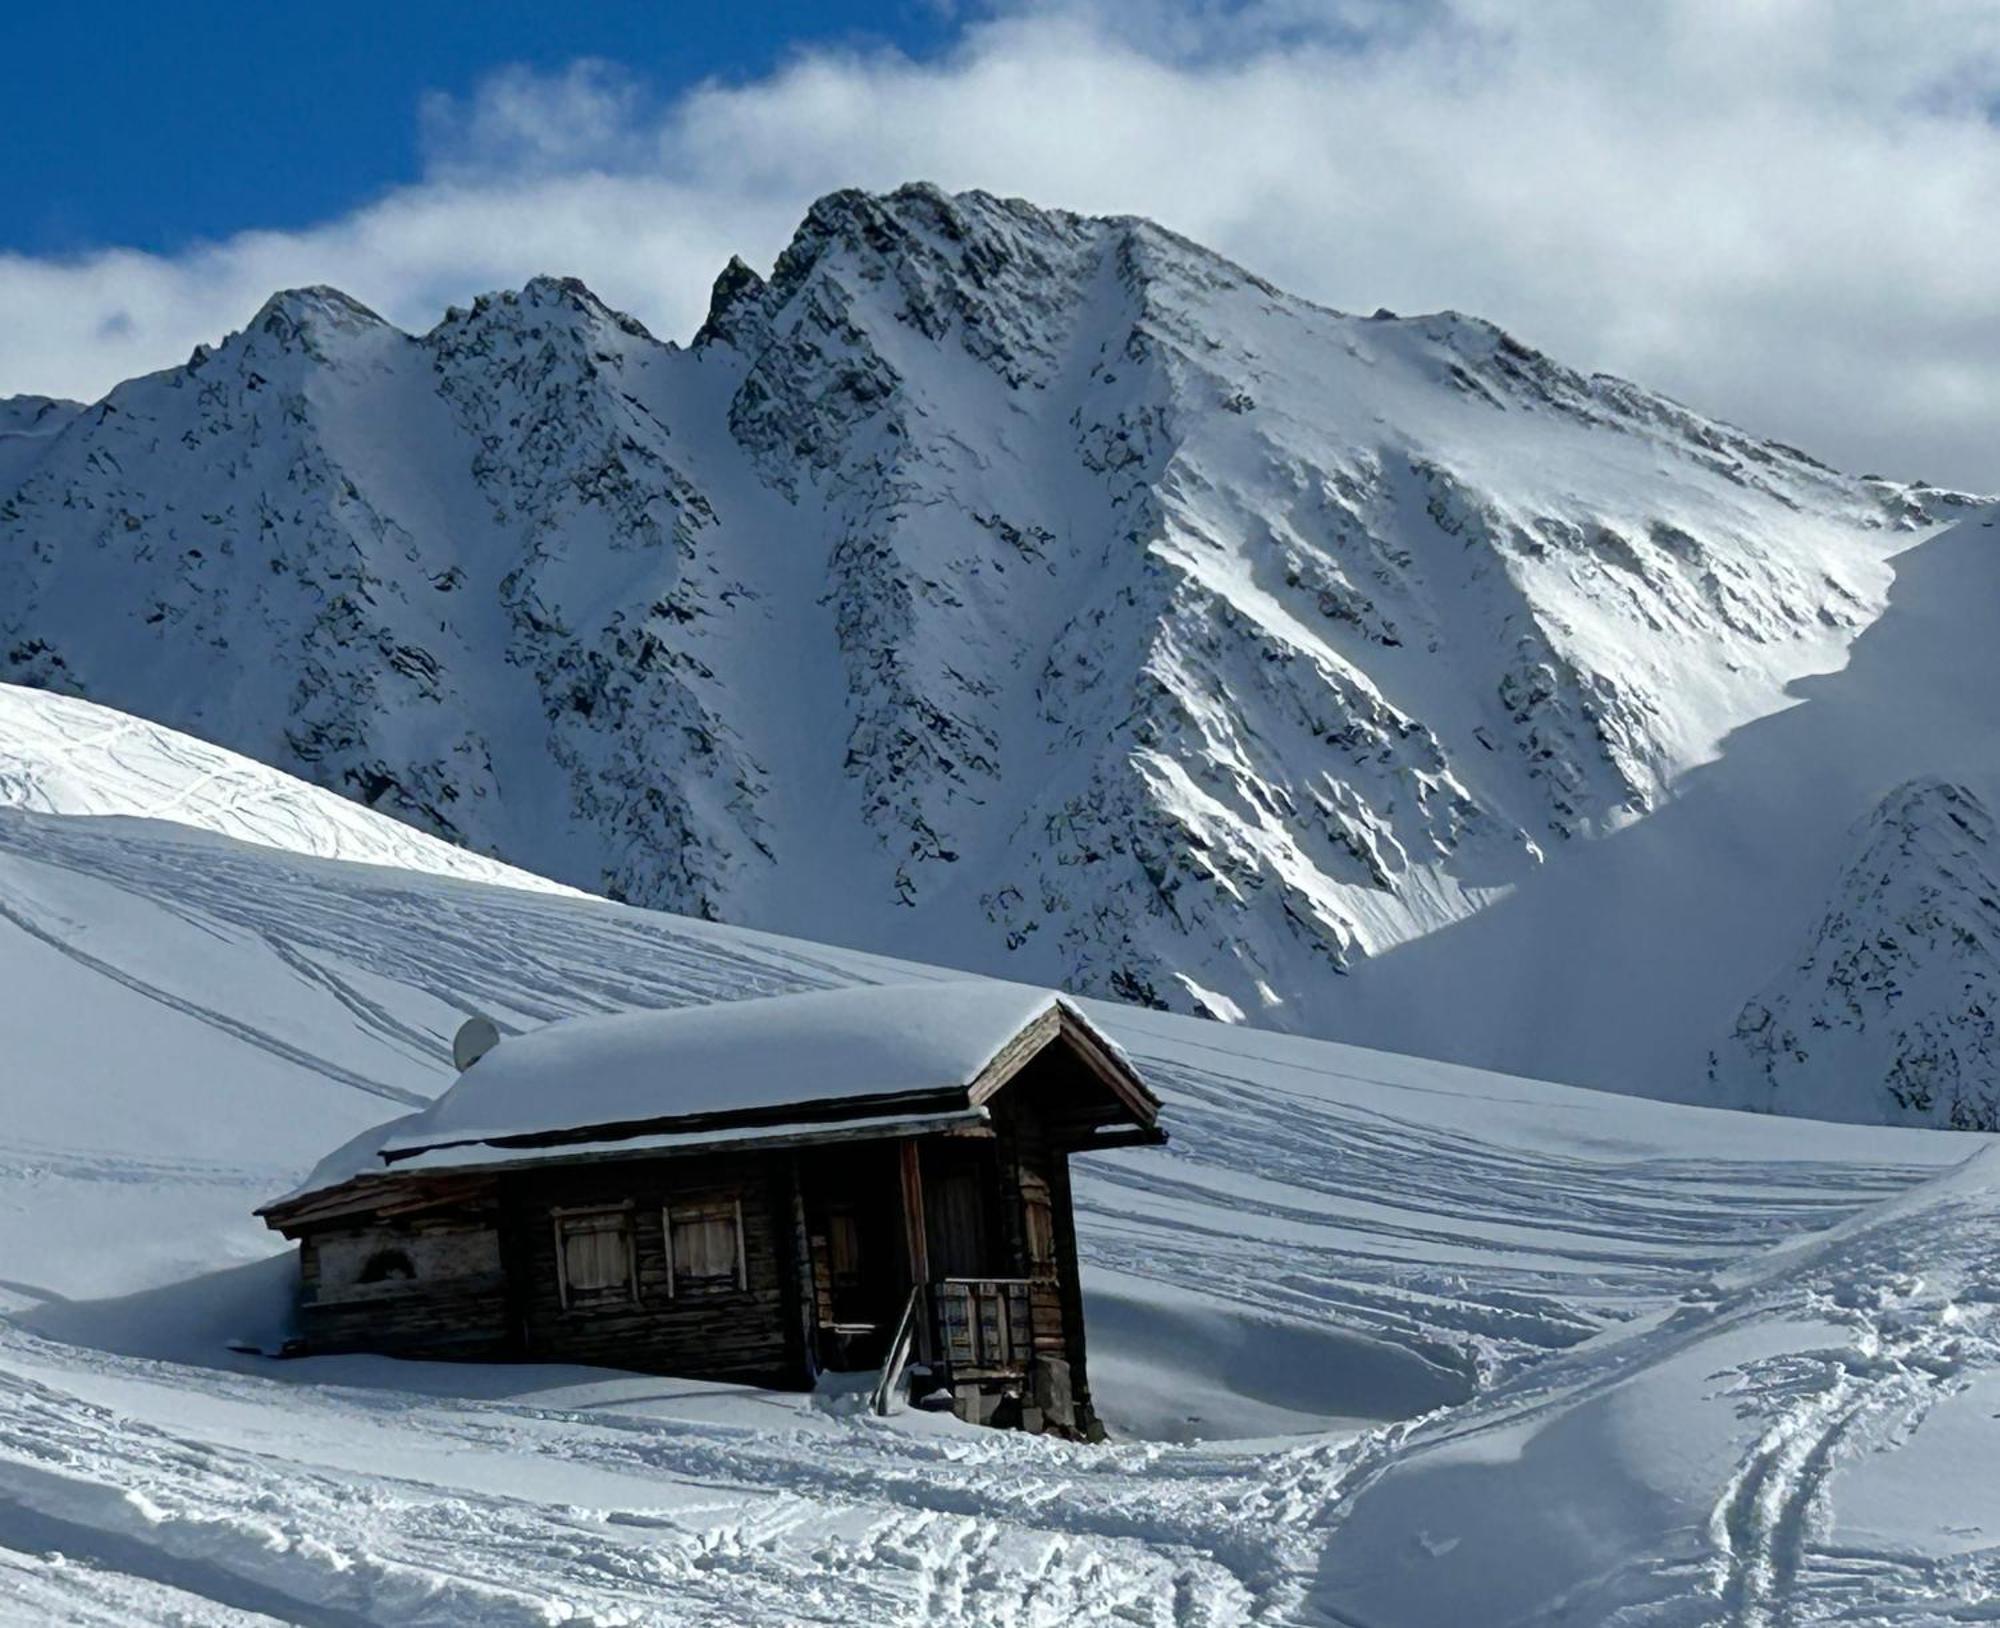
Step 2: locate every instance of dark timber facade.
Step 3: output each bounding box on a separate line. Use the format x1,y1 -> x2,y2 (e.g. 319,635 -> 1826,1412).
259,996 -> 1166,1437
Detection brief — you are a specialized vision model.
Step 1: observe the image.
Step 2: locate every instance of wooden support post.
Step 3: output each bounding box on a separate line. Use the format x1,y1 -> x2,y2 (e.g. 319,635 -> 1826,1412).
897,1138 -> 932,1361
1048,1149 -> 1101,1439
776,1156 -> 817,1389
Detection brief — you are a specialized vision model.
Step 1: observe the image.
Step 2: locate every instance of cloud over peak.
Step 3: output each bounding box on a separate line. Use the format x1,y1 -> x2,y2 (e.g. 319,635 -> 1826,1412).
5,1 -> 1997,487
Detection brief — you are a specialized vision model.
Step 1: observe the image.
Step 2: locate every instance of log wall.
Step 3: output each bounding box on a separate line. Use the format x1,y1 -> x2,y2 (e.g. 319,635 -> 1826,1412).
497,1152 -> 809,1386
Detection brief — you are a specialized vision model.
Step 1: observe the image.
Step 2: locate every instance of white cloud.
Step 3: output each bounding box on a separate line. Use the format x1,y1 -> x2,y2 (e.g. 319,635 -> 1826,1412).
5,1 -> 2000,487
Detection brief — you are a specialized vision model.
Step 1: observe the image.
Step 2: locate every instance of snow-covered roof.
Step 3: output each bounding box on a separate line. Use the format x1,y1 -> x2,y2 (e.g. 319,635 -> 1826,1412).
376,980 -> 1144,1165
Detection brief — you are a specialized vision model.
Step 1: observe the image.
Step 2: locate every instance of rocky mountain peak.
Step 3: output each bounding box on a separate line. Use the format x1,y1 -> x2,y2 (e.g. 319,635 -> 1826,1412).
695,255 -> 769,351
1711,777 -> 2000,1129
246,285 -> 392,355
429,278 -> 648,363
440,275 -> 660,345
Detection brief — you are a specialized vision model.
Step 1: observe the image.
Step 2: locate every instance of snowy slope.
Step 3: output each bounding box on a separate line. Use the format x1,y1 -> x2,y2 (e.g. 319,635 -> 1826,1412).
0,185 -> 1967,1036
2,691 -> 1996,1624
0,682 -> 576,892
1329,505 -> 2000,1130
0,396 -> 80,496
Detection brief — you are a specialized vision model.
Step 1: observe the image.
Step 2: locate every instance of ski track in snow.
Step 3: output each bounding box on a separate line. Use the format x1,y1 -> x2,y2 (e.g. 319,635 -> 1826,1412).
1703,1243 -> 2000,1627
2,724 -> 1998,1622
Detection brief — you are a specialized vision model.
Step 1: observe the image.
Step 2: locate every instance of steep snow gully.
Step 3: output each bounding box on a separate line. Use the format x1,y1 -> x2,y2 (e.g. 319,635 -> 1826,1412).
1,703 -> 1996,1624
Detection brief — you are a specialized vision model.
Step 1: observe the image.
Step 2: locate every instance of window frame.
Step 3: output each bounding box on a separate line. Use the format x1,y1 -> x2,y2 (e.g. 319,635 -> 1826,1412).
551,1202 -> 639,1311
662,1197 -> 748,1298
357,1246 -> 418,1285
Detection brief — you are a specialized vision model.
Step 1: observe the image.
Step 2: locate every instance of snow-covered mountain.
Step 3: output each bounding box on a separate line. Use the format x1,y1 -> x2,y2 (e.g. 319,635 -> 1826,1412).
2,683 -> 1995,1626
1316,505 -> 2000,1131
0,394 -> 79,492
1712,778 -> 2000,1130
0,184 -> 1967,1034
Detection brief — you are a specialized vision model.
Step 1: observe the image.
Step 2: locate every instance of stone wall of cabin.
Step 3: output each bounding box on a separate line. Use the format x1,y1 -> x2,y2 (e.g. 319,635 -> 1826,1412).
497,1152 -> 809,1386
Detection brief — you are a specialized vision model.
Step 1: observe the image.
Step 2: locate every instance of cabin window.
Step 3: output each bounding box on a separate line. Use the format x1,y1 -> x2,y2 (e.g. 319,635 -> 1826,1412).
553,1206 -> 636,1309
358,1247 -> 416,1284
665,1199 -> 747,1296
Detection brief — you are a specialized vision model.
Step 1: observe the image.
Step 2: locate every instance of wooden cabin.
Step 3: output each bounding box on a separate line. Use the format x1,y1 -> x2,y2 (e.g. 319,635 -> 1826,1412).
257,982 -> 1166,1437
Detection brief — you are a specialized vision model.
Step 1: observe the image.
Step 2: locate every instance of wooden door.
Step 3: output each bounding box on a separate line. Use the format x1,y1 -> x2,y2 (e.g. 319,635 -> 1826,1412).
923,1144 -> 994,1278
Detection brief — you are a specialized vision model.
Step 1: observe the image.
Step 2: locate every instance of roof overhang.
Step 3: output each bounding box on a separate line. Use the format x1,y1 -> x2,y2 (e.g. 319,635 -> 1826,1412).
377,1083 -> 973,1166
967,1002 -> 1164,1129
387,1105 -> 994,1178
260,1106 -> 993,1232
262,987 -> 1166,1232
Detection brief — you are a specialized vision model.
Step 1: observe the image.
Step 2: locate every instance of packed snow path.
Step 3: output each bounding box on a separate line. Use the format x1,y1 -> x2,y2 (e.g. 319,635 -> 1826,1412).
0,724 -> 1994,1622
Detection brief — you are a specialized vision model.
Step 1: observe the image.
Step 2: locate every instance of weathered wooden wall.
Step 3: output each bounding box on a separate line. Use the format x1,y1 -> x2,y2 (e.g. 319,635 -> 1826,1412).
275,1029 -> 1139,1443
986,1050 -> 1107,1437
497,1152 -> 810,1387
992,1099 -> 1067,1363
297,1197 -> 511,1359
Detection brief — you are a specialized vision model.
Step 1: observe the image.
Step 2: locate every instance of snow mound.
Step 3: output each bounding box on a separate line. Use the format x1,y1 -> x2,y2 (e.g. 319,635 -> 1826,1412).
0,682 -> 573,894
378,980 -> 1085,1158
1314,1142 -> 2000,1624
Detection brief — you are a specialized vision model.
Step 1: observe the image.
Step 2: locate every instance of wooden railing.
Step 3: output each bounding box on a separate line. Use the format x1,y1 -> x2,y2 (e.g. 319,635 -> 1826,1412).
872,1277 -> 1037,1414
931,1277 -> 1032,1372
870,1284 -> 925,1416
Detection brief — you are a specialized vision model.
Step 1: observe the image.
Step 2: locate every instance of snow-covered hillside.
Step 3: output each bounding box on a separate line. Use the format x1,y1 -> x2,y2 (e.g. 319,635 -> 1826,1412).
0,682 -> 575,892
2,689 -> 1997,1624
1328,506 -> 2000,1130
0,184 -> 1967,1036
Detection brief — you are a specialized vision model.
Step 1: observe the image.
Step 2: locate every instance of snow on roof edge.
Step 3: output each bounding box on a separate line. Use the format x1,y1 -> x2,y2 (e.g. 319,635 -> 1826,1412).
262,980 -> 1158,1217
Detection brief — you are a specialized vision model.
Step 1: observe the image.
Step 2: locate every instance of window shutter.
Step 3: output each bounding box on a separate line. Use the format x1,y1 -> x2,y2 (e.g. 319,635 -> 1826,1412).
665,1199 -> 747,1294
554,1208 -> 634,1306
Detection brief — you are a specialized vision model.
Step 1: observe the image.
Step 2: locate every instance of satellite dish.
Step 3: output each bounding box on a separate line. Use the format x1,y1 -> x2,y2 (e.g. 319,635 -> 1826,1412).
452,1014 -> 502,1072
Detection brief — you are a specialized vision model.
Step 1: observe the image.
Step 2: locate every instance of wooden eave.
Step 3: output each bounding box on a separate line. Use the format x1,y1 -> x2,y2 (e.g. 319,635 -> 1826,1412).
257,1170 -> 496,1236
261,1107 -> 994,1234
378,1083 -> 971,1166
965,1004 -> 1164,1131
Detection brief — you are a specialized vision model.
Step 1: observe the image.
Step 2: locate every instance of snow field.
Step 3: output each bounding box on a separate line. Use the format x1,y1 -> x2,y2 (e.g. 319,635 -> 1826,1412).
0,688 -> 1996,1622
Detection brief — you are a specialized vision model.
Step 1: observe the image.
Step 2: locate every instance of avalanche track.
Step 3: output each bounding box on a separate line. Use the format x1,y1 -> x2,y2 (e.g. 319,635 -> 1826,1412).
0,691 -> 1995,1624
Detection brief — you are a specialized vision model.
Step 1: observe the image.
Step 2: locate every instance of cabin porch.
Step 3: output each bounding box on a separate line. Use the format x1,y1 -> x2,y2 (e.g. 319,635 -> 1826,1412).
798,1119 -> 1092,1435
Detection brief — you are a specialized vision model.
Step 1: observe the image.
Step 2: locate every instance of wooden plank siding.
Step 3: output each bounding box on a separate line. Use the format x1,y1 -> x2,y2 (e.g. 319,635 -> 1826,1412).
1045,1149 -> 1097,1429
496,1152 -> 811,1388
267,1010 -> 1158,1438
990,1092 -> 1068,1364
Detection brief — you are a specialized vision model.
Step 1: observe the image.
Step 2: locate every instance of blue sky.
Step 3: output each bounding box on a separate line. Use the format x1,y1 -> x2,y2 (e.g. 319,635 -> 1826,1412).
3,2 -> 1997,488
2,2 -> 954,256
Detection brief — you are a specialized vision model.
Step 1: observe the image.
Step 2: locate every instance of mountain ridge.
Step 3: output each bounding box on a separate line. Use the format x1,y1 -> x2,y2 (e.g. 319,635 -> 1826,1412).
0,181 -> 1977,1060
